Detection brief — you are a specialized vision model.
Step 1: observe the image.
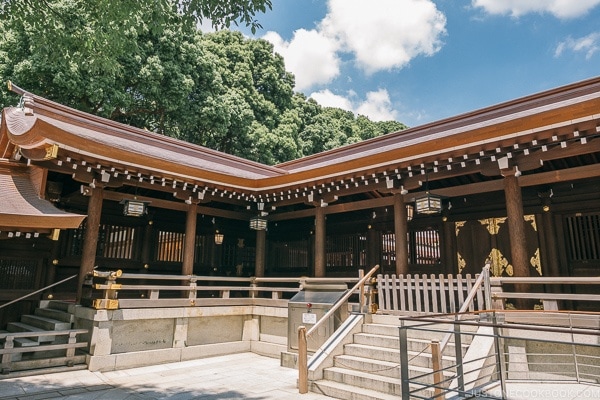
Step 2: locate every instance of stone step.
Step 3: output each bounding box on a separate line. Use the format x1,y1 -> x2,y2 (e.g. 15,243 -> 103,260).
44,300 -> 74,312
333,354 -> 455,383
311,379 -> 400,400
6,322 -> 46,342
344,343 -> 456,370
334,354 -> 400,379
354,332 -> 467,357
370,315 -> 480,333
21,315 -> 71,331
323,366 -> 403,396
34,307 -> 74,324
363,322 -> 475,346
0,330 -> 39,348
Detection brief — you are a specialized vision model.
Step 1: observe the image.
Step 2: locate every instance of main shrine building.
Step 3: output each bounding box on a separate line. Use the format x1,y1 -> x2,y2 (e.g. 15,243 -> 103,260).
1,77 -> 599,323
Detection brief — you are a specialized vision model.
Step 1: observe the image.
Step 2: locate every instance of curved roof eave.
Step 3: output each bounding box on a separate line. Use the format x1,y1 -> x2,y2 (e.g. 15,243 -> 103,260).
2,77 -> 600,195
276,76 -> 600,174
0,164 -> 86,230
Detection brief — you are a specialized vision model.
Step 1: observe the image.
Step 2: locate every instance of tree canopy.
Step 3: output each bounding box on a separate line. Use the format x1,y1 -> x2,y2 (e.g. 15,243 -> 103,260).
0,0 -> 407,165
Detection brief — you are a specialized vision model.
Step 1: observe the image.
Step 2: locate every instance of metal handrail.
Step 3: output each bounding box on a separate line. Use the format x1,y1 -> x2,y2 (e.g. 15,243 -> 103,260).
298,264 -> 380,393
0,273 -> 79,311
399,310 -> 600,399
306,265 -> 378,338
438,261 -> 491,354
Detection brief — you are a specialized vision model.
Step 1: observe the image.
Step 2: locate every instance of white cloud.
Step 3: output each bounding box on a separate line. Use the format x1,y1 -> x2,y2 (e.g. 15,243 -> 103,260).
263,0 -> 446,90
309,89 -> 354,111
321,0 -> 446,73
472,0 -> 600,19
310,89 -> 397,122
263,29 -> 341,91
555,32 -> 600,59
355,89 -> 397,121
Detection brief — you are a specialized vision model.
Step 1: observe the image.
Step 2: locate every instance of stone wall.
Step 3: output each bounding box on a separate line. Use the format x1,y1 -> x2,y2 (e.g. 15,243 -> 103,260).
74,305 -> 289,371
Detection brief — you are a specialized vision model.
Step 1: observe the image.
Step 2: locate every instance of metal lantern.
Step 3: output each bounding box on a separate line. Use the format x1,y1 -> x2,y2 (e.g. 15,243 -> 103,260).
120,199 -> 149,217
249,216 -> 268,230
415,192 -> 442,214
214,230 -> 224,245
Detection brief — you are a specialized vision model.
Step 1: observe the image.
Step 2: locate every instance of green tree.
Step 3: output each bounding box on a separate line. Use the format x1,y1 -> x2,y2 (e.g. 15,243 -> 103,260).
0,0 -> 407,165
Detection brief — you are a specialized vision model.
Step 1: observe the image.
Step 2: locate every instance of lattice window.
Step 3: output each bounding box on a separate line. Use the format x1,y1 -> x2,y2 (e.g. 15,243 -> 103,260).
156,230 -> 185,262
409,228 -> 441,265
98,224 -> 136,259
0,259 -> 38,290
565,213 -> 600,261
381,232 -> 396,268
270,239 -> 309,269
194,235 -> 211,265
60,225 -> 86,257
326,234 -> 366,268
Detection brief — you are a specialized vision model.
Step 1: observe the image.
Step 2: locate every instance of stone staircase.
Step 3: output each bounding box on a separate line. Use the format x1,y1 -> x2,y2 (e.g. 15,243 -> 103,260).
310,315 -> 474,399
0,300 -> 88,376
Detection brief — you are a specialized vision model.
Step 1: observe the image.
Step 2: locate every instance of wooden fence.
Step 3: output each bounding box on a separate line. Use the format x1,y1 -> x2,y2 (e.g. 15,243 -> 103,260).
376,273 -> 485,314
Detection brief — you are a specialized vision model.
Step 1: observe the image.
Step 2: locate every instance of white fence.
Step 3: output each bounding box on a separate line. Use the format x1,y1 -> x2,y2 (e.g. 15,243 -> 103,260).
376,273 -> 485,314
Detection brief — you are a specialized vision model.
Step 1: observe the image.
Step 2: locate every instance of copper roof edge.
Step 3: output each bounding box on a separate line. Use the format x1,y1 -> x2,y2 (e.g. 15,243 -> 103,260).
276,75 -> 600,170
5,81 -> 287,177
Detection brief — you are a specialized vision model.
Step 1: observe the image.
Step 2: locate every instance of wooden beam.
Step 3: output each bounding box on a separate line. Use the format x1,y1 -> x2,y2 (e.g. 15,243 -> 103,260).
100,190 -> 251,220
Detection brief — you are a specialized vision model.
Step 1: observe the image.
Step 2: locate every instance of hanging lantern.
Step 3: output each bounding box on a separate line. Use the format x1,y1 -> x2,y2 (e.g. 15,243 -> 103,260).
249,216 -> 268,230
120,198 -> 149,217
415,192 -> 442,214
214,230 -> 224,245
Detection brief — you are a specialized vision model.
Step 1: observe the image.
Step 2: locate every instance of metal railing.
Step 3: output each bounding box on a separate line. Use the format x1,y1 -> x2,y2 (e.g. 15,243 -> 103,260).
399,310 -> 600,399
297,264 -> 380,394
439,262 -> 492,353
0,273 -> 79,311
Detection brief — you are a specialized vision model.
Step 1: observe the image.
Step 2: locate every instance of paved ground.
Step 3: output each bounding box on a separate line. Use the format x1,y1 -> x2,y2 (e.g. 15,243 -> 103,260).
1,353 -> 599,399
0,353 -> 331,400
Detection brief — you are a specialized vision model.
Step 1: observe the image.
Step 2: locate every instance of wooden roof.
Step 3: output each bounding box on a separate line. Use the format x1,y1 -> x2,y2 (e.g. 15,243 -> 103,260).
2,78 -> 600,214
0,161 -> 86,235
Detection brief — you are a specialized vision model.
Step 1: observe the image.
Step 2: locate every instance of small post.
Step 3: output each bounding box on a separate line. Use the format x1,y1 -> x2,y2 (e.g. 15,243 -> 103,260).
399,320 -> 410,399
369,277 -> 379,314
358,269 -> 365,312
66,331 -> 77,358
1,335 -> 14,371
453,318 -> 465,395
250,277 -> 257,298
431,340 -> 444,399
298,326 -> 308,394
188,276 -> 197,301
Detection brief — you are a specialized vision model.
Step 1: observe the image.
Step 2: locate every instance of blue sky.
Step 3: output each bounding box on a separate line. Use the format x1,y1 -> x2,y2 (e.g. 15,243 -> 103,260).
232,0 -> 600,127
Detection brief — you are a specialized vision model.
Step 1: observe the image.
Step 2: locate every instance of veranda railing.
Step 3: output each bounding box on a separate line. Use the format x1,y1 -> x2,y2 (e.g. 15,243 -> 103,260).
83,270 -> 364,309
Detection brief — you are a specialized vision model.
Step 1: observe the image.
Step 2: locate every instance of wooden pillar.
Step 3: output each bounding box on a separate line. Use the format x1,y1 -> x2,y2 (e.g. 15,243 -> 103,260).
366,227 -> 379,270
503,170 -> 530,306
78,186 -> 103,302
503,172 -> 529,277
539,195 -> 560,278
255,229 -> 266,277
394,193 -> 409,276
45,240 -> 60,290
314,206 -> 326,277
442,217 -> 456,275
182,202 -> 198,276
140,221 -> 154,271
